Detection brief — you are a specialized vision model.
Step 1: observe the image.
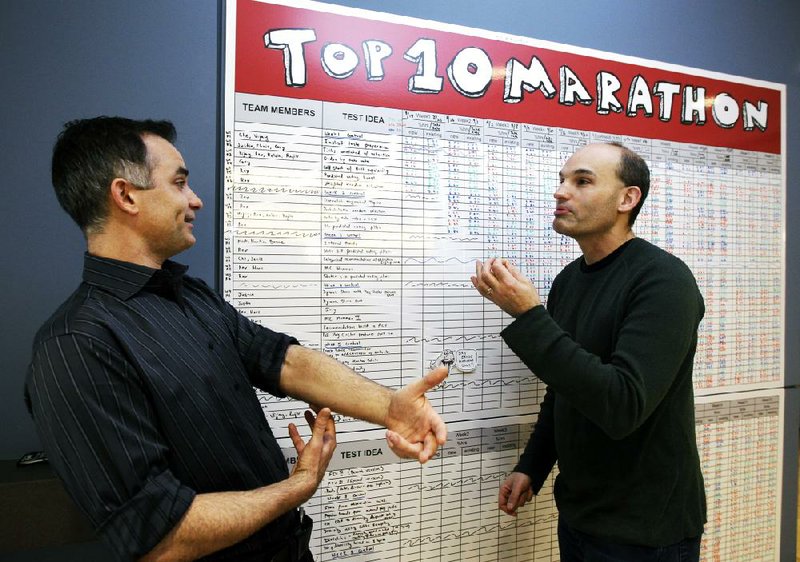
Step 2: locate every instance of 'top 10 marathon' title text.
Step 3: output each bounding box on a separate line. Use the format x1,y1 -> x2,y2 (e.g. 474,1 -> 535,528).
263,28 -> 769,133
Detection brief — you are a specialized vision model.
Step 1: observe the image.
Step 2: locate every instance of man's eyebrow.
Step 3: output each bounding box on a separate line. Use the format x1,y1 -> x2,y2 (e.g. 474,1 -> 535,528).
176,166 -> 189,177
560,167 -> 596,179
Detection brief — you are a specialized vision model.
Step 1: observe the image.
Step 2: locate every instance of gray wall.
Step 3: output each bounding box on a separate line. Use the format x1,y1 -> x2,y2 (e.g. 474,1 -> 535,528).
2,0 -> 798,556
4,0 -> 797,457
1,1 -> 220,456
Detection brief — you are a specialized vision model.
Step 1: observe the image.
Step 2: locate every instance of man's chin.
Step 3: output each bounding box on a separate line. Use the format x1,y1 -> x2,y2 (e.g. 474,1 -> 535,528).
174,236 -> 196,255
552,219 -> 572,236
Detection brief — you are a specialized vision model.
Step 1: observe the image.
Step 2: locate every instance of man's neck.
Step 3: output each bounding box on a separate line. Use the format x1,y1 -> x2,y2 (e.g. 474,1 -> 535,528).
87,229 -> 164,269
577,229 -> 635,265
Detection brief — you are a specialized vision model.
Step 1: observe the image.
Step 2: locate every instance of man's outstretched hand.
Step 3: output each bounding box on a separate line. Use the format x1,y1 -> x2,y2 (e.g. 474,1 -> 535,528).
384,367 -> 448,463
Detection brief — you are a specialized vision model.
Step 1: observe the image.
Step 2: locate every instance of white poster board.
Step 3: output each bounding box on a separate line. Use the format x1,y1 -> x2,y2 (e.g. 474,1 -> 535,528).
222,1 -> 786,559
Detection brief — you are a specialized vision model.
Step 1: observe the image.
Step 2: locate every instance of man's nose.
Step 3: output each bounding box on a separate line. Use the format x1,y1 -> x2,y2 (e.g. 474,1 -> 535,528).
188,187 -> 203,209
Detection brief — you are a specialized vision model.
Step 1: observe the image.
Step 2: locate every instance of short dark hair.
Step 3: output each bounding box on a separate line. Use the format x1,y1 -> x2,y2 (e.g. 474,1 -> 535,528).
607,142 -> 650,226
51,116 -> 177,234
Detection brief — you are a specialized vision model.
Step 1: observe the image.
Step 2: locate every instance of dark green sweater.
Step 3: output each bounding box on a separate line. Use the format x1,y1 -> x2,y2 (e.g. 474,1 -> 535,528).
503,238 -> 706,547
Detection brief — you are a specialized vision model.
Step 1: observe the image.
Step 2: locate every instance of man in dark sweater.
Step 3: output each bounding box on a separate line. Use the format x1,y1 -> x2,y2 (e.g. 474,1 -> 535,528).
471,142 -> 705,560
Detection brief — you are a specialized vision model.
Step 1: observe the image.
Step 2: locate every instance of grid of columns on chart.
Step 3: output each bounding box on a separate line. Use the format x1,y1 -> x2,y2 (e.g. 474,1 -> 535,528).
224,93 -> 783,431
695,391 -> 782,562
281,418 -> 562,562
277,392 -> 783,562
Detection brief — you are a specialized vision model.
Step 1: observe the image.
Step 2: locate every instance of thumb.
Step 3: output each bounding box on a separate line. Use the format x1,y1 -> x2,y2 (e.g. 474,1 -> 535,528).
407,366 -> 448,395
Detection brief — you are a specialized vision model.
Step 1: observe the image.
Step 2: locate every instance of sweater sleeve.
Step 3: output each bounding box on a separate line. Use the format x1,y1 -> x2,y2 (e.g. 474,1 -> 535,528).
514,386 -> 557,494
502,257 -> 703,440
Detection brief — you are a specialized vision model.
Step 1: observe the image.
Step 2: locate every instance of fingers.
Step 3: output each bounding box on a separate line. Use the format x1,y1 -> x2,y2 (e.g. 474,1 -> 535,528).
311,407 -> 332,436
322,410 -> 336,447
472,258 -> 517,296
419,431 -> 438,464
408,368 -> 448,447
386,429 -> 443,464
291,407 -> 338,487
386,430 -> 423,460
480,258 -> 498,287
498,480 -> 525,515
301,407 -> 334,451
490,258 -> 514,283
481,258 -> 516,286
288,422 -> 305,455
471,259 -> 496,297
431,414 -> 447,446
498,483 -> 514,515
506,482 -> 525,514
473,258 -> 484,279
505,260 -> 531,285
308,408 -> 337,459
498,474 -> 533,516
291,407 -> 334,452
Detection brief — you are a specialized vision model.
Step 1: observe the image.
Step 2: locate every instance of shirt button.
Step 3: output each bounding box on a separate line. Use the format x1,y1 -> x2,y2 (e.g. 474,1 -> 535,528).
233,383 -> 241,391
207,341 -> 214,350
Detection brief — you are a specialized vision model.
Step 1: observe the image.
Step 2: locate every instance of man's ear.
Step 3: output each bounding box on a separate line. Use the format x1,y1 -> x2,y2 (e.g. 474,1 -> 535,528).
109,178 -> 140,217
618,185 -> 642,214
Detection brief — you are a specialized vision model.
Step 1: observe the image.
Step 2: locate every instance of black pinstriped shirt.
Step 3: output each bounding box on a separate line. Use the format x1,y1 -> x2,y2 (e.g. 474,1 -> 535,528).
25,254 -> 300,561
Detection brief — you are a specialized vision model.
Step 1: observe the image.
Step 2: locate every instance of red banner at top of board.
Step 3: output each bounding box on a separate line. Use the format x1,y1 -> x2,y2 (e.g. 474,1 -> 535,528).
234,0 -> 782,154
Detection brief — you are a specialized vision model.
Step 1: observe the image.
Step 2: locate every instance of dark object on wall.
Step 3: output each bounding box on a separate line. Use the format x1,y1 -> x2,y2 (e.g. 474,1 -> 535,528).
0,459 -> 96,553
16,451 -> 48,467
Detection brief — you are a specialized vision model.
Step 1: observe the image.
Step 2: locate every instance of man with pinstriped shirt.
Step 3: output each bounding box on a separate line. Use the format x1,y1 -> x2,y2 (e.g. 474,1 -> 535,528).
25,116 -> 448,562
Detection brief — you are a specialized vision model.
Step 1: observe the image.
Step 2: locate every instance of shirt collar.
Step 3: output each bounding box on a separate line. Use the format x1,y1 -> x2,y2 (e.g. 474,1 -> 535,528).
579,238 -> 637,273
82,253 -> 189,301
